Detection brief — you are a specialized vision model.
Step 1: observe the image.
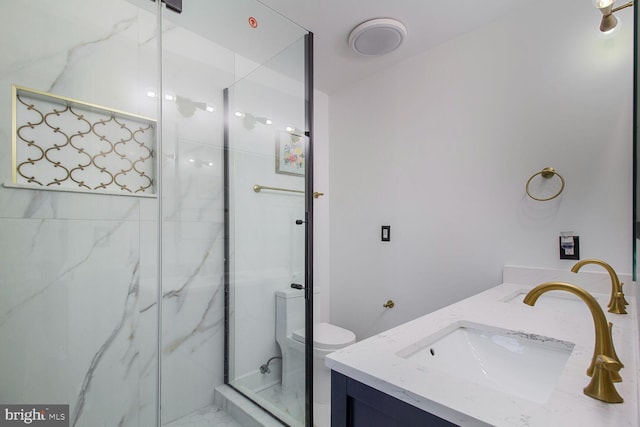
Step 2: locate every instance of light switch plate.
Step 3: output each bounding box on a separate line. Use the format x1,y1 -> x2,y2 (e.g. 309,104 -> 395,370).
381,225 -> 391,242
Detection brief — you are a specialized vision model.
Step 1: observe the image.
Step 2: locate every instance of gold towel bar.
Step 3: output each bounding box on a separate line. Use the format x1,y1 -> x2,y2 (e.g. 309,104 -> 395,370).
253,184 -> 325,199
253,184 -> 303,195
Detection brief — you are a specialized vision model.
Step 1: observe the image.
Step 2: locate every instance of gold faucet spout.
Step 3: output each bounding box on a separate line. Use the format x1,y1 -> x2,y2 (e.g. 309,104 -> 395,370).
571,259 -> 627,315
523,282 -> 623,403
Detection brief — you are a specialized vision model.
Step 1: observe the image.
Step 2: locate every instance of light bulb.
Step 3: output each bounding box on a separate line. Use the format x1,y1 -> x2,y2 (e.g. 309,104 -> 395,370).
595,0 -> 614,8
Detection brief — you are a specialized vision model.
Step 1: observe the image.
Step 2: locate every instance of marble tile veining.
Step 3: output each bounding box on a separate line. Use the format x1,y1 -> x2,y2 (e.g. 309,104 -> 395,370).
71,261 -> 140,427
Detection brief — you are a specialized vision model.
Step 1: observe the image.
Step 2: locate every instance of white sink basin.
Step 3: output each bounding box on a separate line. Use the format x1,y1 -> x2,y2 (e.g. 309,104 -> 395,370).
396,321 -> 574,403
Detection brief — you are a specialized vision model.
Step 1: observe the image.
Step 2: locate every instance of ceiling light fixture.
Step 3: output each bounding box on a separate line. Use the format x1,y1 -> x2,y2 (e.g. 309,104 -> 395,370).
595,0 -> 633,33
348,18 -> 407,56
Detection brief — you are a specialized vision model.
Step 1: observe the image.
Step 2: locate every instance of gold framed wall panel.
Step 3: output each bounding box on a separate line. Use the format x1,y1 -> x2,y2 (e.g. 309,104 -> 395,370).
11,85 -> 157,196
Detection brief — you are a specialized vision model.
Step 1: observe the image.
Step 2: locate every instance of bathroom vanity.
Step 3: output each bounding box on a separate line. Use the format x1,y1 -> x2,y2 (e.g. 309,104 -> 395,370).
326,266 -> 640,426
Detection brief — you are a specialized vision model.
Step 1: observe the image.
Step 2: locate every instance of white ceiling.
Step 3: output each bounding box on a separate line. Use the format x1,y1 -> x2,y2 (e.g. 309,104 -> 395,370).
258,0 -> 531,94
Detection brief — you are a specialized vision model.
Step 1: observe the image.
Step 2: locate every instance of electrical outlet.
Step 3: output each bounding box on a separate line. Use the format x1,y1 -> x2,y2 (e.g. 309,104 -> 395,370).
559,235 -> 579,260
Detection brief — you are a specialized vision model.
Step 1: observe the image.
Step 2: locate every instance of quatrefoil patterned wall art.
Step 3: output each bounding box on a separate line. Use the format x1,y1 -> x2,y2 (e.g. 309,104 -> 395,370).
11,85 -> 156,196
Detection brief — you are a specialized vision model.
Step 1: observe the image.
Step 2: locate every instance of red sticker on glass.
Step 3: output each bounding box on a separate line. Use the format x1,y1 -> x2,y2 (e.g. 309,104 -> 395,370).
248,17 -> 258,28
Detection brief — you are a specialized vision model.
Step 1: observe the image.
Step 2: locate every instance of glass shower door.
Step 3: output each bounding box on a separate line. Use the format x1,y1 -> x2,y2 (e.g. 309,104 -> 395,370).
225,33 -> 311,426
157,0 -> 310,425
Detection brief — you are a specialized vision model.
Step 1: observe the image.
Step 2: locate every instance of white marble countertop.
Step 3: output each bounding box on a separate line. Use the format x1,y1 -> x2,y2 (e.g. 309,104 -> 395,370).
326,266 -> 640,426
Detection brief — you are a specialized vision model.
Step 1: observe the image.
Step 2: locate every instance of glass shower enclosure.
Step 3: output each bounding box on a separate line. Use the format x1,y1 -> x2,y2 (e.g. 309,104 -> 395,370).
225,32 -> 312,427
0,0 -> 312,425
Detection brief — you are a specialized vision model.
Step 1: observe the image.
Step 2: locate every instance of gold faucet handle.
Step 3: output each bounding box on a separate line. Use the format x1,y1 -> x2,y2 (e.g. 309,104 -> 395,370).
609,292 -> 628,315
597,352 -> 623,383
620,282 -> 629,306
584,355 -> 624,403
596,354 -> 622,373
588,322 -> 624,381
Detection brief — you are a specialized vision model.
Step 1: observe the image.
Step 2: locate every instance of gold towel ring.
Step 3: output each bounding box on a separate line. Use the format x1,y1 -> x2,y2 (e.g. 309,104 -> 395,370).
526,167 -> 565,201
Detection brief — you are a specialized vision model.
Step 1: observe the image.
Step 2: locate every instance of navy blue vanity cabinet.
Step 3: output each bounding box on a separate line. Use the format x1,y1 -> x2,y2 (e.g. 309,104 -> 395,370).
331,371 -> 459,426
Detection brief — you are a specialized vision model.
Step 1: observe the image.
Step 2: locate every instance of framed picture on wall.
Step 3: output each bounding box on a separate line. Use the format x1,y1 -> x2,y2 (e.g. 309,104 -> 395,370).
275,131 -> 305,176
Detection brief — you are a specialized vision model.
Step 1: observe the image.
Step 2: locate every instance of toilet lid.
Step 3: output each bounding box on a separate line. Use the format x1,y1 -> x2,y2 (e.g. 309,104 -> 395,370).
292,322 -> 356,350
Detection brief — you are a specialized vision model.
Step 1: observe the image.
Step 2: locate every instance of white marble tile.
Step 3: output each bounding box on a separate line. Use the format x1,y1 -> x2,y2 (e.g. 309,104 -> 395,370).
0,217 -> 148,426
160,217 -> 225,421
0,4 -> 161,425
0,186 -> 143,221
164,405 -> 242,427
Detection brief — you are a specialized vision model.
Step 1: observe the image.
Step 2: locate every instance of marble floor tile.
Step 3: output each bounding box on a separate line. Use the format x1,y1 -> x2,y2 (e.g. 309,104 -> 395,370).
164,405 -> 242,427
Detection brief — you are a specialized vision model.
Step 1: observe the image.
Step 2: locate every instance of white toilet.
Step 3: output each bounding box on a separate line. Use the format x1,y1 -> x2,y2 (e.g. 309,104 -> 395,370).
275,288 -> 356,425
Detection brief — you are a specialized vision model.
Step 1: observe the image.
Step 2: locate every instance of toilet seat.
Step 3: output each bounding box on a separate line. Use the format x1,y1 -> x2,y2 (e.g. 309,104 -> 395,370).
292,322 -> 356,350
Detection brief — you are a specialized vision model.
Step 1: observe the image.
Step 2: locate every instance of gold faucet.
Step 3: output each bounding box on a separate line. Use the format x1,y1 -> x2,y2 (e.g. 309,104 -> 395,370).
571,259 -> 627,315
523,282 -> 623,403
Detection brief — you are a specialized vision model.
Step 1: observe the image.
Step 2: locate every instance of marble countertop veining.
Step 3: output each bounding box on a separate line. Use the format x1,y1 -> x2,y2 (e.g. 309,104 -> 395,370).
326,268 -> 639,426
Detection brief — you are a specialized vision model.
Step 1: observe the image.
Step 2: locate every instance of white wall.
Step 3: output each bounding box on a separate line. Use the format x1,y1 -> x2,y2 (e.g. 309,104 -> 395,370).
328,0 -> 634,340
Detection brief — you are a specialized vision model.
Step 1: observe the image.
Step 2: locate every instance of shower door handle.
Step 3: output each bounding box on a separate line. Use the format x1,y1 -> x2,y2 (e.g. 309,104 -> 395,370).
291,283 -> 305,290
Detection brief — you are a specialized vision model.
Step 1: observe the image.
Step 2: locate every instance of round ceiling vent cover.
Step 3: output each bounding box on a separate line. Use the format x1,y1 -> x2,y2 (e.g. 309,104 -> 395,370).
348,18 -> 407,56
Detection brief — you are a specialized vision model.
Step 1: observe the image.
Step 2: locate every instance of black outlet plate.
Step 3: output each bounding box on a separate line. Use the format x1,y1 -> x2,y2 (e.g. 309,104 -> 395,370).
559,236 -> 580,260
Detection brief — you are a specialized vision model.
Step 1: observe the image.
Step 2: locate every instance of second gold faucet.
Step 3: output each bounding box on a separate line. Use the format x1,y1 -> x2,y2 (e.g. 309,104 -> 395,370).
571,259 -> 627,315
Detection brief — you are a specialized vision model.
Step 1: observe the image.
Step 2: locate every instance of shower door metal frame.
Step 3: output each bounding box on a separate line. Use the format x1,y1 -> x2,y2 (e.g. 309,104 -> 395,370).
633,0 -> 638,281
223,32 -> 315,427
303,32 -> 315,427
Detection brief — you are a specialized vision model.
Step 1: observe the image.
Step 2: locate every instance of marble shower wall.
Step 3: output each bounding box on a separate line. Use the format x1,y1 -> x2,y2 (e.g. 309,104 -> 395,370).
0,1 -> 159,426
0,1 -> 229,425
158,21 -> 232,423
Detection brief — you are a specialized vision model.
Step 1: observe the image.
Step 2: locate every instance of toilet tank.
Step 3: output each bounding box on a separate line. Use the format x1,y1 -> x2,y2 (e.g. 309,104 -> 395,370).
276,288 -> 305,339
